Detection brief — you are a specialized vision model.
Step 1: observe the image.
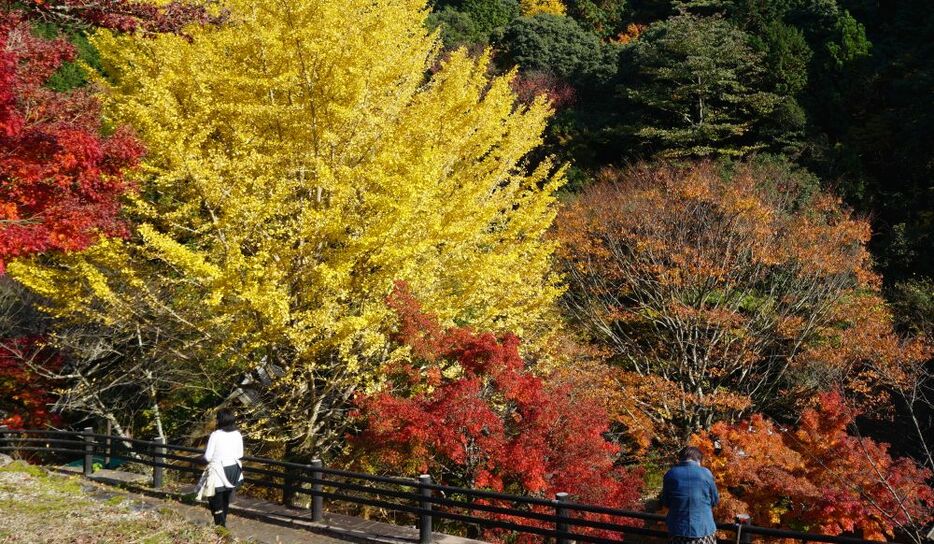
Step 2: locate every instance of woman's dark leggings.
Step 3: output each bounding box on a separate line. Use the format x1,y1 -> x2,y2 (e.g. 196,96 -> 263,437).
208,489 -> 233,526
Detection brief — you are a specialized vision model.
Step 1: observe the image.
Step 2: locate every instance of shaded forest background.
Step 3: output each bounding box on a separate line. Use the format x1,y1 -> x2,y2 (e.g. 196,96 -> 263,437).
432,0 -> 932,294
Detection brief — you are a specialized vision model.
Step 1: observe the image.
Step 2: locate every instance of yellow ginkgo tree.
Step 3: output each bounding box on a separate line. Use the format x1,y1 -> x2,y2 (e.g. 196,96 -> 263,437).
11,0 -> 565,452
520,0 -> 567,16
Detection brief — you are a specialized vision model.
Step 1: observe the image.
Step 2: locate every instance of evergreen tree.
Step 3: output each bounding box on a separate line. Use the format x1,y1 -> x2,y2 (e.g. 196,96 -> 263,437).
619,14 -> 780,157
427,0 -> 520,46
497,13 -> 618,83
563,0 -> 629,36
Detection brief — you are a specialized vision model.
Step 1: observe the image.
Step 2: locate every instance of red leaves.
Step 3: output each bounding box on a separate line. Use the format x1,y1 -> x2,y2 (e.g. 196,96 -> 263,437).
692,392 -> 934,540
0,11 -> 143,271
0,0 -> 221,270
511,71 -> 577,110
0,50 -> 21,137
353,282 -> 643,540
0,337 -> 61,429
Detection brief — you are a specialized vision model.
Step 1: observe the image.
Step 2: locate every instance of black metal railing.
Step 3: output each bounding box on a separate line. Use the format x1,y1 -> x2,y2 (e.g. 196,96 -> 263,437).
0,426 -> 888,544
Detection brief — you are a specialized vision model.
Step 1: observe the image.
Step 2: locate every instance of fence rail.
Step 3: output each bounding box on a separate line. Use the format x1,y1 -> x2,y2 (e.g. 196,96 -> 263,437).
0,426 -> 888,544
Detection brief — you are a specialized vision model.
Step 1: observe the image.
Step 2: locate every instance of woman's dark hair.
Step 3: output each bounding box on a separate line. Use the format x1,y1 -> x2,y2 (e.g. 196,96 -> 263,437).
216,409 -> 237,432
678,446 -> 704,463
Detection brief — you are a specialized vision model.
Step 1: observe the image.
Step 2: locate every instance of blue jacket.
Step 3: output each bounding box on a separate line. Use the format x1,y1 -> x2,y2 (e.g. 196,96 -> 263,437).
661,461 -> 719,537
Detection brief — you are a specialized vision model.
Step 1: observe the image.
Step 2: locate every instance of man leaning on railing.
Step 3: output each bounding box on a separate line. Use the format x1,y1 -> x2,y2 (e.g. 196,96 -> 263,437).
661,446 -> 721,544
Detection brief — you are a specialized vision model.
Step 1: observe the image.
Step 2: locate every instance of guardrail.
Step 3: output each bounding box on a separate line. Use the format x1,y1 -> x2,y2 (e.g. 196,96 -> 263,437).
0,426 -> 888,544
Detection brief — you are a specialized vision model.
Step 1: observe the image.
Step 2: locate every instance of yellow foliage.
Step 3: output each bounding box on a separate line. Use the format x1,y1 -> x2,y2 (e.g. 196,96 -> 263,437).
520,0 -> 566,16
11,0 -> 565,451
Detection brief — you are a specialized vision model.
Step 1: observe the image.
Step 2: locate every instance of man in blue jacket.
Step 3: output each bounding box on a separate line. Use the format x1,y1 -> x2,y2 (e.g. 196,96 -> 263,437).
661,447 -> 720,544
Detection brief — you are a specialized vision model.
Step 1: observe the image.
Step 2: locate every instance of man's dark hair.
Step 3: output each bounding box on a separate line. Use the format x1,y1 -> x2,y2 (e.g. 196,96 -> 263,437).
216,409 -> 237,432
678,446 -> 703,463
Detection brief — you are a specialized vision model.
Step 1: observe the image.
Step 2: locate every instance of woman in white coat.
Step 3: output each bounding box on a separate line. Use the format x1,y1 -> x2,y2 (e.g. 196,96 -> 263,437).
202,410 -> 244,527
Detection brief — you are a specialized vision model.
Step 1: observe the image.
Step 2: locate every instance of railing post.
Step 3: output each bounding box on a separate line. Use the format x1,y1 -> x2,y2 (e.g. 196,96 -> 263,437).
736,513 -> 752,544
283,465 -> 296,506
152,437 -> 165,489
83,426 -> 94,476
418,474 -> 432,544
0,425 -> 8,456
310,459 -> 324,522
555,492 -> 570,544
104,420 -> 112,468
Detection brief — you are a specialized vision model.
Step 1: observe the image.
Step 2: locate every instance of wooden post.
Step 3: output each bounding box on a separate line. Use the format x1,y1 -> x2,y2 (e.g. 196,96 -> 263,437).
0,425 -> 8,455
83,427 -> 94,477
310,459 -> 324,522
104,420 -> 112,468
555,492 -> 570,544
152,437 -> 165,489
418,474 -> 432,544
736,513 -> 752,544
283,465 -> 296,506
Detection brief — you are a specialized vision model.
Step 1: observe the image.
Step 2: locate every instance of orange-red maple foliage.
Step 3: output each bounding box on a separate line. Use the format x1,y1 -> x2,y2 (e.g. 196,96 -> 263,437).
692,392 -> 934,541
554,160 -> 929,447
351,282 -> 644,541
0,338 -> 60,429
0,10 -> 143,272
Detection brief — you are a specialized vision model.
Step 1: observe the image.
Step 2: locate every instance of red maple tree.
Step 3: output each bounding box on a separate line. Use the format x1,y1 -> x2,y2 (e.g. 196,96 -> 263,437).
0,9 -> 144,272
692,392 -> 934,541
351,282 -> 644,541
0,337 -> 60,429
1,0 -> 223,272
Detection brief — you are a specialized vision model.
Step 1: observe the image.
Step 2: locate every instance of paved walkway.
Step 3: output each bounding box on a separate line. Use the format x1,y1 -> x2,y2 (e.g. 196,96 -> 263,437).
77,475 -> 349,544
63,466 -> 486,544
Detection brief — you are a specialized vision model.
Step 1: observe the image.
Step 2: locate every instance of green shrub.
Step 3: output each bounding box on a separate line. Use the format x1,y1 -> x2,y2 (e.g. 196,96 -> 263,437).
497,14 -> 618,83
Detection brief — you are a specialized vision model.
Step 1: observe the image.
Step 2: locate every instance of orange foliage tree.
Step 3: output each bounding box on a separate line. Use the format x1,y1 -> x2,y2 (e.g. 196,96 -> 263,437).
546,355 -> 668,457
691,392 -> 934,541
554,159 -> 928,447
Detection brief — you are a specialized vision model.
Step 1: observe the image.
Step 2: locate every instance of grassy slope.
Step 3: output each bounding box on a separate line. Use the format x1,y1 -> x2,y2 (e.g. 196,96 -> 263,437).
0,461 -> 230,543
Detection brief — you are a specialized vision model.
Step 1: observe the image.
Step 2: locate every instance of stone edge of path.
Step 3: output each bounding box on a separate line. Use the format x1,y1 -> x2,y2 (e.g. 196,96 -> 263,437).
51,465 -> 488,544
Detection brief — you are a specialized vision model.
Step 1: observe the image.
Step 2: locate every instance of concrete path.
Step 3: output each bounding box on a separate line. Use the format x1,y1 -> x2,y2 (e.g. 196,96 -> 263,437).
61,466 -> 486,544
79,476 -> 349,544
